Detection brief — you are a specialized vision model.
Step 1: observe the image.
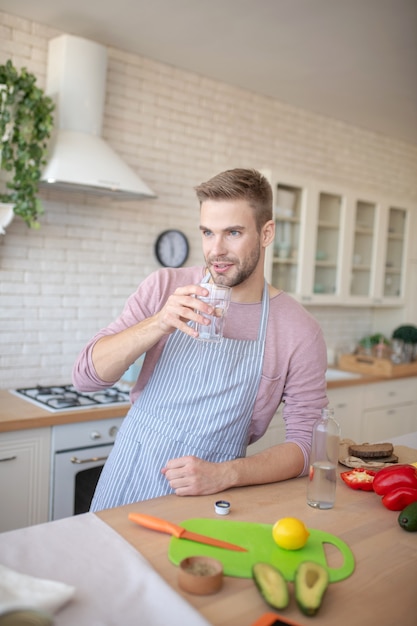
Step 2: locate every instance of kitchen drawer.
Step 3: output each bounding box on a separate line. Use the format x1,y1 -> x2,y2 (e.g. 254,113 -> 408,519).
327,387 -> 363,441
361,404 -> 415,441
362,378 -> 417,410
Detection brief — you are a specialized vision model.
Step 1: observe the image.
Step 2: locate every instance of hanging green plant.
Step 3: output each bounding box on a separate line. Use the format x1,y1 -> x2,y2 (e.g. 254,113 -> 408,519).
0,59 -> 54,229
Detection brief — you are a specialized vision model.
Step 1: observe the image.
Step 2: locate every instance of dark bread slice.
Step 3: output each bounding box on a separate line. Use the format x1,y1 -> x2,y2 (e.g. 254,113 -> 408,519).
348,442 -> 394,458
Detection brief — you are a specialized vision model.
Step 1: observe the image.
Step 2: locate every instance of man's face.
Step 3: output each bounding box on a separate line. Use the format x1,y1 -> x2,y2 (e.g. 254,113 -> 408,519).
199,199 -> 262,288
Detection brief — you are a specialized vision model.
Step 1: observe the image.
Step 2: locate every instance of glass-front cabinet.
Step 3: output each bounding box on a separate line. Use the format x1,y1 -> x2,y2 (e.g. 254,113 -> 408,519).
345,198 -> 410,305
265,175 -> 351,304
312,190 -> 345,299
349,199 -> 378,299
270,182 -> 304,294
382,206 -> 408,300
264,170 -> 412,306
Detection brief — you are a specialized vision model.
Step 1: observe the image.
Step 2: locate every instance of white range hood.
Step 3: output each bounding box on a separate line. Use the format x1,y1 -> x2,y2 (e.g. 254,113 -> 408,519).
41,34 -> 155,200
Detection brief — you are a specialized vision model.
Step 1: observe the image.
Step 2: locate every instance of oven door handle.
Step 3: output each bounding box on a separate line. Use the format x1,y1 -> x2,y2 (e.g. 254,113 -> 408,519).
70,455 -> 108,464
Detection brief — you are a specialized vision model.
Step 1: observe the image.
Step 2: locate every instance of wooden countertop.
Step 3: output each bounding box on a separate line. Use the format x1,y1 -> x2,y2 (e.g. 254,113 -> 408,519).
0,390 -> 130,433
325,368 -> 417,389
1,367 -> 416,433
97,456 -> 417,626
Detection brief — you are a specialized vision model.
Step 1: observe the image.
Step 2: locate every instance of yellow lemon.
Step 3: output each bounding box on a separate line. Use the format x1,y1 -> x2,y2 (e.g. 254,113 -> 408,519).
272,517 -> 310,550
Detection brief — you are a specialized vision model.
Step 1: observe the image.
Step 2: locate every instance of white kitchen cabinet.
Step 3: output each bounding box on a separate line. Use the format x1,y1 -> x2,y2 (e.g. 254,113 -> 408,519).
306,184 -> 349,304
362,377 -> 416,409
360,378 -> 417,442
264,176 -> 307,296
374,204 -> 410,304
347,196 -> 379,304
362,405 -> 415,441
264,172 -> 353,304
246,405 -> 285,456
0,427 -> 51,532
327,386 -> 363,441
343,196 -> 411,306
264,170 -> 413,307
396,205 -> 417,329
246,378 -> 417,456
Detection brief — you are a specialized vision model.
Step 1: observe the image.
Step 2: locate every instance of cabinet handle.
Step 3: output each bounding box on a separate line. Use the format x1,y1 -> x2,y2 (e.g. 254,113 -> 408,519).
0,455 -> 17,462
108,426 -> 119,438
336,403 -> 347,408
70,455 -> 108,464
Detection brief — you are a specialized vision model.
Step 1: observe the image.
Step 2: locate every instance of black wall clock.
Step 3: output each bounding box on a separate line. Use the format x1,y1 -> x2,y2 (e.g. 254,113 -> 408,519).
154,230 -> 190,267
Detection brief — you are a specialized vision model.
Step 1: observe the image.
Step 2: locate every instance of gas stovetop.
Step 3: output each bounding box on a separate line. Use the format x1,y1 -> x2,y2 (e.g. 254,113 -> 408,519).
11,384 -> 131,413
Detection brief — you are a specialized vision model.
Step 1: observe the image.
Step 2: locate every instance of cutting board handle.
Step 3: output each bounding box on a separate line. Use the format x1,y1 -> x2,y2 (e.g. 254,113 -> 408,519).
313,530 -> 355,580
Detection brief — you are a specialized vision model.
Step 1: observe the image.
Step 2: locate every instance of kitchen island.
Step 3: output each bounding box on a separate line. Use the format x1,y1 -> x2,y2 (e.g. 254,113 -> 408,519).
1,458 -> 415,626
95,462 -> 416,626
98,468 -> 417,626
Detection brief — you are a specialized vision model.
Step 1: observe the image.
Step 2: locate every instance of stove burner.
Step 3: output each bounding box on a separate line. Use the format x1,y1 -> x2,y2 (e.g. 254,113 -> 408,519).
46,393 -> 82,409
36,386 -> 62,395
102,388 -> 119,397
89,390 -> 128,404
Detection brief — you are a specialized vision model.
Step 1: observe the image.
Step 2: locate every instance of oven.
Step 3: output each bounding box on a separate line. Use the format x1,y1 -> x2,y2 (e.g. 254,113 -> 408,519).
50,417 -> 124,520
11,384 -> 130,521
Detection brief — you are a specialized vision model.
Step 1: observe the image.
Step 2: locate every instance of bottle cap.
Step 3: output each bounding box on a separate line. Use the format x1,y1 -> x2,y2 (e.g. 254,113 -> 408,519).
214,500 -> 230,515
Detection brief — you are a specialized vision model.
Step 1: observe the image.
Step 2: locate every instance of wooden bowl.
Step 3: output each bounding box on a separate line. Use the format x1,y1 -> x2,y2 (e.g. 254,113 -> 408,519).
178,556 -> 223,595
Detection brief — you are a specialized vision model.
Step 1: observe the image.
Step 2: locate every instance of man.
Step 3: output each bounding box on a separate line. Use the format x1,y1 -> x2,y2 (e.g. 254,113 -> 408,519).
72,168 -> 327,511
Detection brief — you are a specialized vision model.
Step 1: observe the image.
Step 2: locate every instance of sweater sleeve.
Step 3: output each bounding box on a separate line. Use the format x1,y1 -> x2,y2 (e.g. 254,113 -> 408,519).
281,324 -> 328,476
247,292 -> 328,476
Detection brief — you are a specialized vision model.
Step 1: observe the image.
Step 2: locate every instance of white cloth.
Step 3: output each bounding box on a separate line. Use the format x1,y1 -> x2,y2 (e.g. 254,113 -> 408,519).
0,564 -> 75,615
0,513 -> 211,626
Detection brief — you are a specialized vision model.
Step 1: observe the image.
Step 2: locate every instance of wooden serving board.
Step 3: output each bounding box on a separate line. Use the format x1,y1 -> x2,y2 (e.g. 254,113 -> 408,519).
338,353 -> 417,377
168,518 -> 355,582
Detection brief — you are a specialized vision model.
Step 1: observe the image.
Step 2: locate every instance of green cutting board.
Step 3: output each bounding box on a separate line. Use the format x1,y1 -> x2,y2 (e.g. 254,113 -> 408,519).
168,518 -> 355,582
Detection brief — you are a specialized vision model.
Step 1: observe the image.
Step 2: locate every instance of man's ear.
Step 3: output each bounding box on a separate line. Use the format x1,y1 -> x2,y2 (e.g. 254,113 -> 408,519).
261,220 -> 275,248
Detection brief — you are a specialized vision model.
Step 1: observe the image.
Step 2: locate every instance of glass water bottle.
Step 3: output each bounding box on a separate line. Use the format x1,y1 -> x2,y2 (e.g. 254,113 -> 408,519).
307,407 -> 341,509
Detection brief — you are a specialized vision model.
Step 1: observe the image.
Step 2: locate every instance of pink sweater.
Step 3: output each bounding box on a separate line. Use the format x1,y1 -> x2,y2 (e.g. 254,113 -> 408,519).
72,266 -> 328,474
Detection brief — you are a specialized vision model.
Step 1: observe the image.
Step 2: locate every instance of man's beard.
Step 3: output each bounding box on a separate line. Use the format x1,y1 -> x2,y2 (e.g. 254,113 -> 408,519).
206,242 -> 261,288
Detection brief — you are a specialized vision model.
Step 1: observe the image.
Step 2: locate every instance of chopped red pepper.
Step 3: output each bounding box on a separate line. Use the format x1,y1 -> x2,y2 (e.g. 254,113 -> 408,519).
340,468 -> 376,491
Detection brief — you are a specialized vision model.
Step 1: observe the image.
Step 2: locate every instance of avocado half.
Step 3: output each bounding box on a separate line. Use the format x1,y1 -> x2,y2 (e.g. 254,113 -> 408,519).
252,562 -> 289,610
294,561 -> 329,616
398,501 -> 417,532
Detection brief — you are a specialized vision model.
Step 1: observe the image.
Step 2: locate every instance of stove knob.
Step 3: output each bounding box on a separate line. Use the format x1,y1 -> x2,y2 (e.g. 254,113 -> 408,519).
90,431 -> 102,440
109,426 -> 119,438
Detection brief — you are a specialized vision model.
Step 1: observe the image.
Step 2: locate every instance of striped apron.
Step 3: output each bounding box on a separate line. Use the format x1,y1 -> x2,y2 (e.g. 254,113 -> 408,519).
90,278 -> 269,510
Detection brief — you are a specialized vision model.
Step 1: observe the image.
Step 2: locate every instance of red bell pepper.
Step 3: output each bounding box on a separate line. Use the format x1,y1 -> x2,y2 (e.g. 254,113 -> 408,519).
340,468 -> 376,491
381,487 -> 417,511
372,464 -> 417,496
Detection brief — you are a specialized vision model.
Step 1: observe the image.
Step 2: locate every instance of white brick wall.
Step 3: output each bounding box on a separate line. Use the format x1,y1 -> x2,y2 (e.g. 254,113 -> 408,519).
1,10 -> 417,388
